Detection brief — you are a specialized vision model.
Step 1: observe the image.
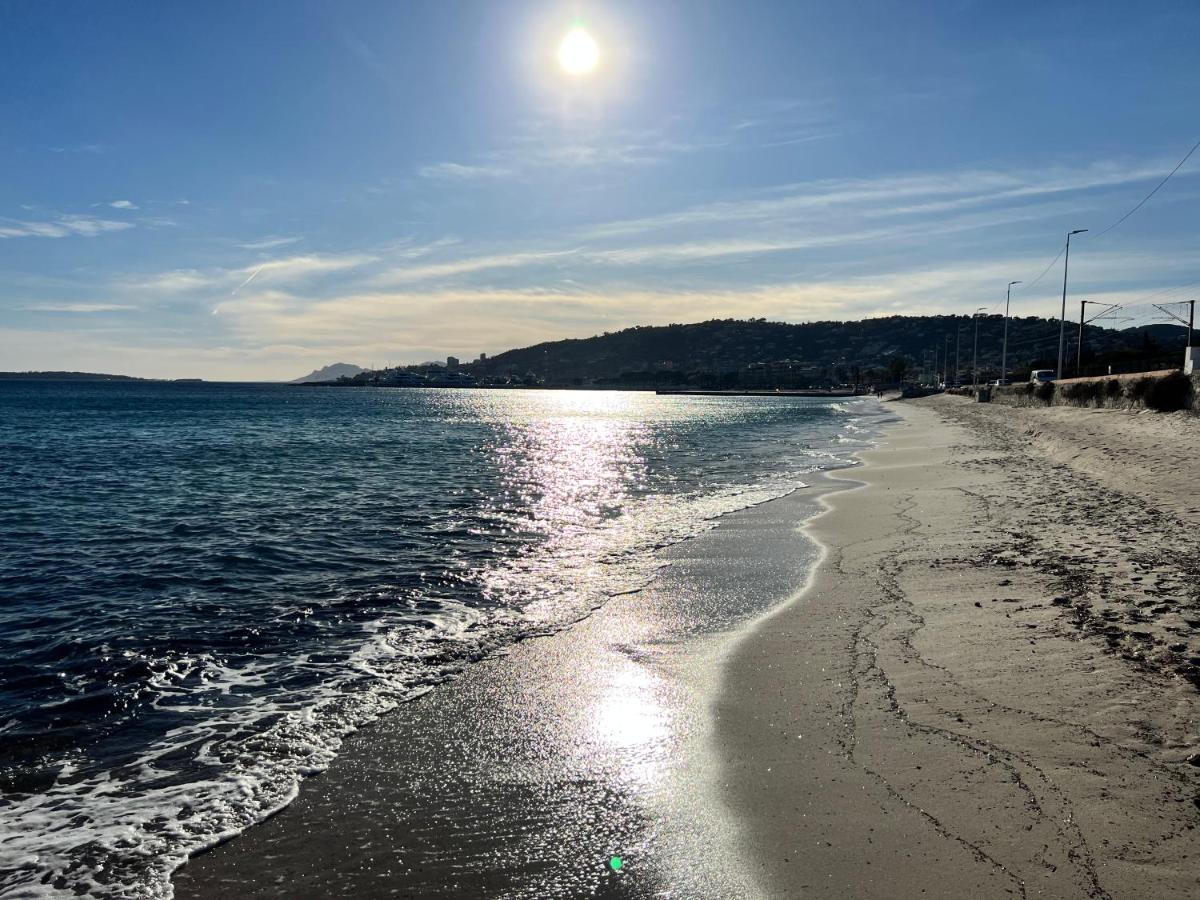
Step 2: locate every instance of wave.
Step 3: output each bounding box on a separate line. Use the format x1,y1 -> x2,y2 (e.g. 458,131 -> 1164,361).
0,393 -> 894,898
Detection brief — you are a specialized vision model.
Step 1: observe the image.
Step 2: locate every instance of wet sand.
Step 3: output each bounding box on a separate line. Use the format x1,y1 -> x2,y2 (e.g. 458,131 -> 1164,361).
173,480 -> 838,898
720,397 -> 1200,898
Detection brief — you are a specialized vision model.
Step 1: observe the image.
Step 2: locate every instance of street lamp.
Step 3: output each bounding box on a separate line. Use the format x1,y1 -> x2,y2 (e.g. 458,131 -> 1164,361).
1002,280 -> 1021,385
972,306 -> 987,389
1057,229 -> 1088,379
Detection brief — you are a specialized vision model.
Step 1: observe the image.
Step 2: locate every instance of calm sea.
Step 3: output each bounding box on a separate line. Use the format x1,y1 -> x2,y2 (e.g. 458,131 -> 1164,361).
0,382 -> 891,898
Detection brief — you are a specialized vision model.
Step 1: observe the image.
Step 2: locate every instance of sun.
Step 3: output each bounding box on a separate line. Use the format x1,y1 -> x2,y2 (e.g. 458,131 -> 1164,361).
558,26 -> 599,75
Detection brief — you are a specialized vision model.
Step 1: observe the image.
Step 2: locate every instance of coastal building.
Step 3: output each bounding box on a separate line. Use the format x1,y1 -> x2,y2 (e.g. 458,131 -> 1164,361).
447,356 -> 459,370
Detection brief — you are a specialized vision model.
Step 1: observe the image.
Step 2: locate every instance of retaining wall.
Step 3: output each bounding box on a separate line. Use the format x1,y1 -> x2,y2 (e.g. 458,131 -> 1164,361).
986,370 -> 1200,413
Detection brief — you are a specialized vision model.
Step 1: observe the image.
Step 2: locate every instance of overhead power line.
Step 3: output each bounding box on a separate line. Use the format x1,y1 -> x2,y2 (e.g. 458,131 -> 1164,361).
1092,136 -> 1200,238
1008,137 -> 1199,303
1022,245 -> 1066,292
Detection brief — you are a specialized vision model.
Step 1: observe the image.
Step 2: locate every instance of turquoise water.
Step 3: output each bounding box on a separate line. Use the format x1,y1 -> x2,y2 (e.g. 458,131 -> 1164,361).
0,382 -> 889,898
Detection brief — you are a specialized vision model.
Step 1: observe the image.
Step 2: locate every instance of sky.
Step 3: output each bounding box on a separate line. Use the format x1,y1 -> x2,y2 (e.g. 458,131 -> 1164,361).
2,0 -> 1199,380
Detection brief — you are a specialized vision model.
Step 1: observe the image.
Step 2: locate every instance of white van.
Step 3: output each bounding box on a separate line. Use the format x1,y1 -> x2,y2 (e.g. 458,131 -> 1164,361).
1029,369 -> 1056,384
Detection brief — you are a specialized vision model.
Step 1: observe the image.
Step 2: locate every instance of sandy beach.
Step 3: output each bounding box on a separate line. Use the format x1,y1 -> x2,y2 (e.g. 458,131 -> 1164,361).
721,396 -> 1200,898
172,396 -> 1200,898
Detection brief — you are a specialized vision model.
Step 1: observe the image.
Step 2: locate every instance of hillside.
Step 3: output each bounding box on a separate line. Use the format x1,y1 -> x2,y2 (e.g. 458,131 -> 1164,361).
473,316 -> 1190,386
290,363 -> 366,384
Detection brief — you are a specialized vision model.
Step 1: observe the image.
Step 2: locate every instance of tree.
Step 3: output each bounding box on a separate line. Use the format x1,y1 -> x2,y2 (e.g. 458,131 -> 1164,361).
887,354 -> 910,382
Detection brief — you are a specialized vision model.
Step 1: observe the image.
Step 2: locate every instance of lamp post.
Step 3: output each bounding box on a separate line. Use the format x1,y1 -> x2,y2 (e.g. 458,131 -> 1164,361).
955,324 -> 961,386
972,306 -> 987,389
1057,229 -> 1088,379
1002,280 -> 1021,385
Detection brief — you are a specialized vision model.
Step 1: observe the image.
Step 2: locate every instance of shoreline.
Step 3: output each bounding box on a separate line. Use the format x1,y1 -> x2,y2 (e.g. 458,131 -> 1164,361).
718,398 -> 1200,898
171,459 -> 860,898
172,395 -> 1200,898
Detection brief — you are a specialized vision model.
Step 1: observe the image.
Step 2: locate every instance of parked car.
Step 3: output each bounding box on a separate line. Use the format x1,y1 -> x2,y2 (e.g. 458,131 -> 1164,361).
1029,369 -> 1056,384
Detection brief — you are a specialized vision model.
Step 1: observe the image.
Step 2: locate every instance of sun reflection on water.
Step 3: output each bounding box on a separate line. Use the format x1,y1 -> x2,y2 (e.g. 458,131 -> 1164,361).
479,392 -> 655,618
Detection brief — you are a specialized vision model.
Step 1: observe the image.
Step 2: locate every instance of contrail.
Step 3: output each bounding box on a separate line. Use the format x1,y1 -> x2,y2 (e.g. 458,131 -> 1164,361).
232,264 -> 265,295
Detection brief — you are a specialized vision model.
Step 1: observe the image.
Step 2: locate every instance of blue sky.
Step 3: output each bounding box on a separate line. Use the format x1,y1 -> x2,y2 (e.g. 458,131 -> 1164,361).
2,0 -> 1199,379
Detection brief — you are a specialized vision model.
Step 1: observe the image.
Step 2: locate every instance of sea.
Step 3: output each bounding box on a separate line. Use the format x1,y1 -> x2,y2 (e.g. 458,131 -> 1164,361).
0,381 -> 894,898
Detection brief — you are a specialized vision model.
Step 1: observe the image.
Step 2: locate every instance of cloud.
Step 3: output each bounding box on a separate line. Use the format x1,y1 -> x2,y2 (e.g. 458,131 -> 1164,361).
203,273 -> 969,358
109,200 -> 138,210
50,143 -> 105,154
120,253 -> 376,299
359,200 -> 1055,286
20,145 -> 1194,382
22,303 -> 137,313
759,132 -> 840,148
390,236 -> 461,260
121,269 -> 212,294
581,161 -> 1181,240
0,214 -> 135,239
234,253 -> 374,283
415,122 -> 732,184
240,235 -> 303,250
418,162 -> 513,180
373,249 -> 576,285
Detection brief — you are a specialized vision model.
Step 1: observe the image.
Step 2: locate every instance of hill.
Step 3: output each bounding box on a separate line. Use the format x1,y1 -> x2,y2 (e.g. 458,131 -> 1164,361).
472,316 -> 1192,387
290,363 -> 366,384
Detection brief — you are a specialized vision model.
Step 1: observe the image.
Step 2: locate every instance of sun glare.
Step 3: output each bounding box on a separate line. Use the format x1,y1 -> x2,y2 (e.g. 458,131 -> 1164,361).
558,26 -> 599,75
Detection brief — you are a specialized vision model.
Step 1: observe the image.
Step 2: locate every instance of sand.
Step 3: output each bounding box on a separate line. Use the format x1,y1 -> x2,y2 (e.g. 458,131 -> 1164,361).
719,396 -> 1200,898
174,396 -> 1200,898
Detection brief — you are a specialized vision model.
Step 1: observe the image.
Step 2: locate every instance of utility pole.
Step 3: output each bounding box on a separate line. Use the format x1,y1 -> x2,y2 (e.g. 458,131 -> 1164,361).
972,307 -> 986,389
1002,281 -> 1020,385
1077,299 -> 1086,377
1057,229 -> 1088,379
1079,301 -> 1122,377
944,335 -> 951,386
1190,299 -> 1197,374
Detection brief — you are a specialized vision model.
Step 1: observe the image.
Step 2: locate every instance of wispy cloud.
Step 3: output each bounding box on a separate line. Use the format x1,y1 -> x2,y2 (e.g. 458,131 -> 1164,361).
204,270 -> 985,356
581,161 -> 1183,239
235,254 -> 374,283
415,123 -> 733,185
0,214 -> 134,239
240,235 -> 303,251
418,162 -> 513,180
121,269 -> 212,294
23,303 -> 137,313
26,145 -> 1195,382
121,253 -> 376,299
49,143 -> 105,154
373,249 -> 576,285
759,132 -> 840,149
210,243 -> 1197,361
390,236 -> 461,259
109,200 -> 138,210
